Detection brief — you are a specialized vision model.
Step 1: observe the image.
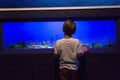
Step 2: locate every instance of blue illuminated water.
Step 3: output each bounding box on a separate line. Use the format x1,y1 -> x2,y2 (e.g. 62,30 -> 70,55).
4,20 -> 116,49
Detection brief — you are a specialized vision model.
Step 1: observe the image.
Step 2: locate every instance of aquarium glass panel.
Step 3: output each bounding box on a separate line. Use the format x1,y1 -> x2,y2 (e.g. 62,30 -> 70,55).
3,20 -> 116,49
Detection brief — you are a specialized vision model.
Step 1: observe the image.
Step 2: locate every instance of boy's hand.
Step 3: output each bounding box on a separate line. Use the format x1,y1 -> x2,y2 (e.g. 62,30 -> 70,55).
83,46 -> 89,53
82,44 -> 89,54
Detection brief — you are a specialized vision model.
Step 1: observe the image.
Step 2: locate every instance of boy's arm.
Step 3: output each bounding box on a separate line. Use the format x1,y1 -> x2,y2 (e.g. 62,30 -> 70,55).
54,54 -> 60,58
77,43 -> 89,59
54,41 -> 60,58
76,43 -> 84,58
77,53 -> 83,59
82,45 -> 89,53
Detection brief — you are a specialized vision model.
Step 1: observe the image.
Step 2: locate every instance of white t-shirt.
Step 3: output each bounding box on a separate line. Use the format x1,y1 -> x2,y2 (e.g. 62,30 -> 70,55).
54,38 -> 82,70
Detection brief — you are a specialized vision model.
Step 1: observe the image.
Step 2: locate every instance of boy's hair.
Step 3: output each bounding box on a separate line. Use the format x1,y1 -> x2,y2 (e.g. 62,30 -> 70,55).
63,19 -> 76,36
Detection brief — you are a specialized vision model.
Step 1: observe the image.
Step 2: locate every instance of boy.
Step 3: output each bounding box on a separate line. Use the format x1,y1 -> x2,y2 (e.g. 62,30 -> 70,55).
54,19 -> 89,80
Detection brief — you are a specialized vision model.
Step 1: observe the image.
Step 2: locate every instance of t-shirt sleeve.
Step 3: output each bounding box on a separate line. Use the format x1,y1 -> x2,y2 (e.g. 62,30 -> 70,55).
54,41 -> 59,55
76,40 -> 83,54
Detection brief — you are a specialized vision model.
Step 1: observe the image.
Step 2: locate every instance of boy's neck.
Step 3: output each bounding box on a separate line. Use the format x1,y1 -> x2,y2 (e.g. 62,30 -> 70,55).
64,35 -> 71,39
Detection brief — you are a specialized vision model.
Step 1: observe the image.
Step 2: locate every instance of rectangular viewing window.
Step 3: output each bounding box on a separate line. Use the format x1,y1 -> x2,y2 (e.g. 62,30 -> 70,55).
3,20 -> 116,49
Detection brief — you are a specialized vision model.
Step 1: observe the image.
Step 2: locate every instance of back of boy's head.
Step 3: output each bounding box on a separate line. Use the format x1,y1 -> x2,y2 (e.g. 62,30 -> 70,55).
63,19 -> 76,36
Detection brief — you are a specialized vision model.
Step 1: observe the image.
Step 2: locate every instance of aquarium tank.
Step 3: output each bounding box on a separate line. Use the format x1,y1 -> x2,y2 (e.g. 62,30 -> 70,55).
3,20 -> 116,49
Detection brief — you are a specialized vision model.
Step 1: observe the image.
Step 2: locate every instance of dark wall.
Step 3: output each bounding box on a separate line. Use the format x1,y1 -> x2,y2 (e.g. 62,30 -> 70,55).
0,8 -> 120,21
116,18 -> 120,49
85,53 -> 120,80
0,23 -> 3,52
0,53 -> 55,80
0,50 -> 120,80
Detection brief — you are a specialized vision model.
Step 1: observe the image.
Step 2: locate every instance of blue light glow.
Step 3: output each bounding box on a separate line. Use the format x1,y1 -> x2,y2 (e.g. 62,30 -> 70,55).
4,20 -> 116,49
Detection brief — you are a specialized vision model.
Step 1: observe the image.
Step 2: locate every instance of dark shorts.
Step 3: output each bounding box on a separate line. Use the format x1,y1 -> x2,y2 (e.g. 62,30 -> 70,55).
60,68 -> 78,80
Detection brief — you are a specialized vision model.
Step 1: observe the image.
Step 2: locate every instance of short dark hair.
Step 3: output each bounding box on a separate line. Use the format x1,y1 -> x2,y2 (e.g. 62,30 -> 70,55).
63,19 -> 76,36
